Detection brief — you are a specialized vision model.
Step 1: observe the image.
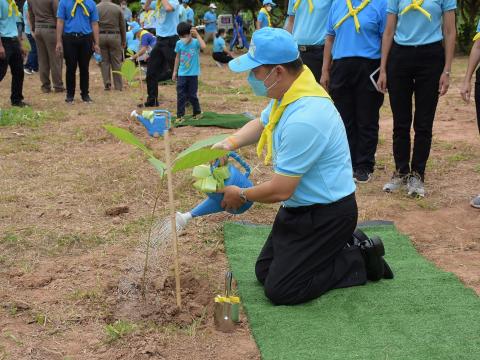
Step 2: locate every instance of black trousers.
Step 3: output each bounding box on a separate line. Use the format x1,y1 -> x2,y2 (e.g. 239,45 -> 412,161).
255,193 -> 367,305
387,41 -> 445,179
62,33 -> 93,98
212,52 -> 233,64
329,57 -> 384,173
299,45 -> 324,83
476,68 -> 480,134
146,35 -> 178,103
0,37 -> 24,104
176,76 -> 201,117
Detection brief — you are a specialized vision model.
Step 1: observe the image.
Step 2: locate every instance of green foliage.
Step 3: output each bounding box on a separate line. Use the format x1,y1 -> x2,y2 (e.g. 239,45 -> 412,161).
457,1 -> 480,54
0,107 -> 47,127
129,1 -> 142,15
113,59 -> 140,84
104,320 -> 136,342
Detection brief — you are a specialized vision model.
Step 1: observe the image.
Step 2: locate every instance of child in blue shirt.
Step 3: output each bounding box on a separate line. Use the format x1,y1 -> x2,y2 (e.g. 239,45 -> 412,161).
173,22 -> 206,120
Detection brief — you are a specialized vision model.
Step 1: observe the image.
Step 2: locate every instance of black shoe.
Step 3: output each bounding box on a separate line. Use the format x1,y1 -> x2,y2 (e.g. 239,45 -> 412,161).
82,95 -> 93,103
383,258 -> 394,279
12,101 -> 28,107
360,236 -> 385,281
104,84 -> 111,91
354,168 -> 372,183
139,100 -> 159,108
65,97 -> 74,104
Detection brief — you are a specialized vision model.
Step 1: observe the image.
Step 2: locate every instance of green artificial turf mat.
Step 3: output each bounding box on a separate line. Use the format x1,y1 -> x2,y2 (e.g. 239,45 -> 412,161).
223,222 -> 480,360
174,111 -> 254,129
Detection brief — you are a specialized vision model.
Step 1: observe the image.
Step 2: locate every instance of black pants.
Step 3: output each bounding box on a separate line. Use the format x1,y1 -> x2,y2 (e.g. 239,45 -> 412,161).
475,68 -> 480,134
0,37 -> 24,104
387,41 -> 445,179
176,76 -> 201,117
212,52 -> 233,64
255,193 -> 367,305
330,57 -> 384,173
62,33 -> 93,99
146,35 -> 178,104
299,45 -> 324,83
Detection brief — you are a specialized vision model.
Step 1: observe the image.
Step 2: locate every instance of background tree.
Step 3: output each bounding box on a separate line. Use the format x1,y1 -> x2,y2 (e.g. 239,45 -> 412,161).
457,0 -> 480,54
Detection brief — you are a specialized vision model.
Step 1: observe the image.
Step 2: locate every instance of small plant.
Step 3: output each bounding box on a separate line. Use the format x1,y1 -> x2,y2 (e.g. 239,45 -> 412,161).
0,108 -> 47,127
113,59 -> 144,102
104,320 -> 136,343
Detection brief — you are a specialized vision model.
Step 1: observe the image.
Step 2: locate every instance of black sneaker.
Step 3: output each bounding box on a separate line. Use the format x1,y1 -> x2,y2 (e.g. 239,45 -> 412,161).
354,168 -> 372,183
12,101 -> 29,107
65,97 -> 74,104
139,100 -> 159,108
359,236 -> 385,281
82,95 -> 93,103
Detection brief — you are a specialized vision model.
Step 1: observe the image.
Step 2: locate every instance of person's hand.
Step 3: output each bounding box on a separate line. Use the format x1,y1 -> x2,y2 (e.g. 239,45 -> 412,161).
439,72 -> 450,96
190,27 -> 198,38
377,70 -> 388,93
460,80 -> 472,103
218,185 -> 244,211
93,44 -> 101,54
21,45 -> 28,58
172,72 -> 177,81
55,42 -> 63,57
320,70 -> 329,91
0,45 -> 6,59
122,42 -> 126,49
212,136 -> 237,151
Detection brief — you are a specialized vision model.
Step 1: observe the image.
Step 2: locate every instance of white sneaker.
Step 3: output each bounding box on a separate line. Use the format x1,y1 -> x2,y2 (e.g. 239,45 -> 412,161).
383,173 -> 407,193
407,173 -> 425,198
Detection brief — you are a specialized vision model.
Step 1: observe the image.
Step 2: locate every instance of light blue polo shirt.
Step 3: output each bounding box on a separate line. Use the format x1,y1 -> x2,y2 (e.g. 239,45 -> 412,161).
387,0 -> 456,46
327,0 -> 386,60
126,31 -> 139,53
288,0 -> 333,46
213,36 -> 225,52
23,2 -> 31,35
156,0 -> 180,37
0,0 -> 18,37
260,96 -> 356,207
57,0 -> 99,34
257,10 -> 269,28
185,6 -> 194,25
203,10 -> 216,33
178,4 -> 186,22
175,38 -> 200,76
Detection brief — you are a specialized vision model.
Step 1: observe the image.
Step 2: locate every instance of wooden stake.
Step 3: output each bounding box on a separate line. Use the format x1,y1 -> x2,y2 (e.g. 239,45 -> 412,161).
163,130 -> 182,308
138,63 -> 144,105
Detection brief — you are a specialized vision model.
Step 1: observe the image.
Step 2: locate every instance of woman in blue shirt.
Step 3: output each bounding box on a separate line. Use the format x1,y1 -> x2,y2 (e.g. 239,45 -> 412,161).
460,19 -> 480,209
377,0 -> 456,197
321,0 -> 386,183
256,0 -> 275,29
212,29 -> 234,64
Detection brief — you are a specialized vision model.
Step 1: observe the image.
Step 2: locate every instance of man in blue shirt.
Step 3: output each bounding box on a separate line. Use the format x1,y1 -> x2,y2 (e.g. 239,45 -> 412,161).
256,0 -> 274,29
56,0 -> 100,103
143,0 -> 180,107
230,10 -> 248,51
0,0 -> 27,106
286,0 -> 333,83
213,28 -> 393,305
203,3 -> 216,43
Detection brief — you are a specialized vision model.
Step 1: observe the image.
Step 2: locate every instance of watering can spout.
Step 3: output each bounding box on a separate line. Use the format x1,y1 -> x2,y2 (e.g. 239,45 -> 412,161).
191,198 -> 224,217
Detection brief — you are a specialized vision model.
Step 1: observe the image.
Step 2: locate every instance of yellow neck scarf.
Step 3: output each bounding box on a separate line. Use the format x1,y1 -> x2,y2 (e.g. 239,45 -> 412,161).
7,0 -> 20,17
293,0 -> 314,13
71,0 -> 90,17
399,0 -> 431,20
259,8 -> 271,27
334,0 -> 370,33
257,66 -> 331,165
473,33 -> 480,42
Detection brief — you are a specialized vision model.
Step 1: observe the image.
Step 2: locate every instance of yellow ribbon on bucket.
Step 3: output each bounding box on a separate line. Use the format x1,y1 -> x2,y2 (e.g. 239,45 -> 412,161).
7,0 -> 20,17
293,0 -> 314,14
256,66 -> 331,165
71,0 -> 90,17
334,0 -> 371,33
399,0 -> 431,20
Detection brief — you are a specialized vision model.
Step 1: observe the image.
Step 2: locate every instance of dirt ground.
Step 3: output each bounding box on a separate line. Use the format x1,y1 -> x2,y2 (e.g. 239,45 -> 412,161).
0,51 -> 479,360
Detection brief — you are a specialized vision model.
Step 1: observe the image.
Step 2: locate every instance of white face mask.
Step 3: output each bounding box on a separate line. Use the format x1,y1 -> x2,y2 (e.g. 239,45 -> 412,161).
266,5 -> 272,12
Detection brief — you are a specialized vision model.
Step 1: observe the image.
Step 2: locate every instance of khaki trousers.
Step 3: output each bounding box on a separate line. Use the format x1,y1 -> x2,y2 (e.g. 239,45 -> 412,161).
99,34 -> 123,90
35,27 -> 64,92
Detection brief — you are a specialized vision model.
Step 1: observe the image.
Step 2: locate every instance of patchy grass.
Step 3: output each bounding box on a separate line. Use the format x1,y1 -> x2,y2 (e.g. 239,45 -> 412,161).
0,107 -> 51,127
105,320 -> 136,343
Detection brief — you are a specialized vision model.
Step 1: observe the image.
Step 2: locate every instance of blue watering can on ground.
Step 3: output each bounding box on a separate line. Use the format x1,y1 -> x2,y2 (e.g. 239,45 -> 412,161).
190,152 -> 253,217
131,110 -> 171,137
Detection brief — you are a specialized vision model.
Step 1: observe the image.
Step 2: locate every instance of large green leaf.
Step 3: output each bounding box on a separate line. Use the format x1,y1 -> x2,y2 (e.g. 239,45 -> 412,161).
148,157 -> 166,178
175,134 -> 229,159
113,59 -> 139,82
104,125 -> 153,158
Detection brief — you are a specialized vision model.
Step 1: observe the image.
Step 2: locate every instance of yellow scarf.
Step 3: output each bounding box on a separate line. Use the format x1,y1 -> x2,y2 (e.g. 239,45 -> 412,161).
334,0 -> 370,33
259,8 -> 271,27
7,0 -> 20,17
293,0 -> 314,13
257,66 -> 331,165
399,0 -> 431,20
71,0 -> 90,17
473,33 -> 480,42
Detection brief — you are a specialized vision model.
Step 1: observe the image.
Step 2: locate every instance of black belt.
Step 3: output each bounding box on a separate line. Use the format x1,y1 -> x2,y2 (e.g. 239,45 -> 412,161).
298,44 -> 324,52
35,24 -> 56,29
0,37 -> 19,42
393,40 -> 442,49
63,32 -> 92,37
156,34 -> 178,40
100,31 -> 120,34
282,193 -> 356,213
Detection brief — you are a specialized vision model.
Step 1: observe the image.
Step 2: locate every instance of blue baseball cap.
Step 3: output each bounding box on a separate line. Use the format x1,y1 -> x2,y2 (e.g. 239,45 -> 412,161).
263,0 -> 276,5
229,28 -> 299,73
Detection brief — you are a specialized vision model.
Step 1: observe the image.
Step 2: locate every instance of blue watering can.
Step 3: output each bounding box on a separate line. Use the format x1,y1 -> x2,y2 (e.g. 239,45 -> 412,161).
131,109 -> 171,137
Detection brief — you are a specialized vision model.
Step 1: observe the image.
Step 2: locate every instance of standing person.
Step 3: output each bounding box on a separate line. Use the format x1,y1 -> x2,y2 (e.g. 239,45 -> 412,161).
139,0 -> 157,36
56,0 -> 100,103
460,20 -> 480,209
256,0 -> 274,30
182,0 -> 194,25
377,0 -> 456,197
213,28 -> 393,305
28,0 -> 65,93
97,0 -> 126,91
120,0 -> 132,22
142,0 -> 180,107
320,0 -> 386,183
23,1 -> 39,74
203,3 -> 216,43
286,0 -> 333,83
230,9 -> 248,50
212,28 -> 233,64
0,0 -> 27,106
172,22 -> 205,120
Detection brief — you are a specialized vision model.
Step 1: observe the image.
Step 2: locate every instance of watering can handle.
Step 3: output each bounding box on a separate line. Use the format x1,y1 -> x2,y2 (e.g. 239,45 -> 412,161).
227,152 -> 251,178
